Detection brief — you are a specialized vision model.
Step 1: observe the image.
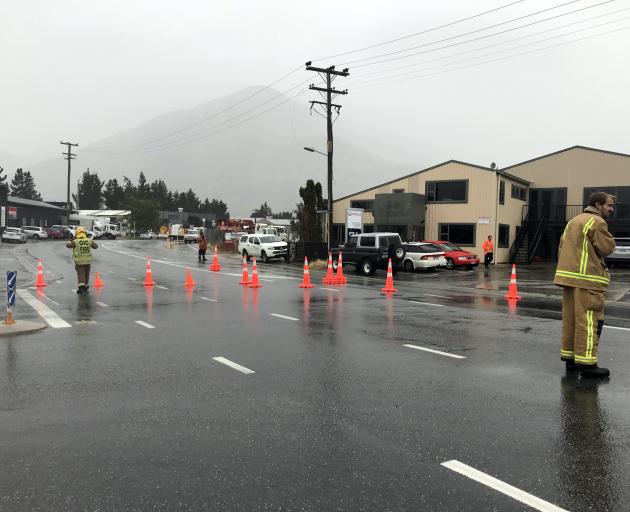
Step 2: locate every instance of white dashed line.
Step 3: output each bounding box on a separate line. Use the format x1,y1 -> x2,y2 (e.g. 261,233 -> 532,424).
604,325 -> 630,331
403,344 -> 465,359
321,287 -> 339,292
212,356 -> 255,374
270,313 -> 299,321
17,289 -> 71,328
424,293 -> 453,299
409,300 -> 444,307
441,460 -> 568,512
200,297 -> 218,302
157,285 -> 169,290
128,277 -> 137,281
96,301 -> 109,307
135,320 -> 155,329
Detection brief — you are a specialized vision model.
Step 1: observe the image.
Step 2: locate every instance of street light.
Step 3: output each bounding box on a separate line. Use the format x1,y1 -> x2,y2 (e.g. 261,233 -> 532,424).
304,146 -> 332,251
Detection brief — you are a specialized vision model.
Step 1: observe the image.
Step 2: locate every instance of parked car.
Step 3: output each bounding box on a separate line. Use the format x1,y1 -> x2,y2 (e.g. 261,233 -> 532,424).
46,227 -> 66,239
2,227 -> 28,244
423,240 -> 480,269
22,226 -> 49,240
51,225 -> 72,239
238,234 -> 288,263
605,237 -> 630,267
402,242 -> 446,272
331,232 -> 406,276
140,231 -> 157,239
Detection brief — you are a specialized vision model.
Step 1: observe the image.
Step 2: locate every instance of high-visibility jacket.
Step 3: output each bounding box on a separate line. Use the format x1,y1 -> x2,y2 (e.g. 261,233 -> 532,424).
482,240 -> 494,254
198,237 -> 208,250
554,206 -> 615,291
71,237 -> 95,265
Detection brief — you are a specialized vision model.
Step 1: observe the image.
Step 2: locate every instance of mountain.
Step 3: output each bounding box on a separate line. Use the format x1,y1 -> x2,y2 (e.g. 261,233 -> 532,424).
27,87 -> 411,216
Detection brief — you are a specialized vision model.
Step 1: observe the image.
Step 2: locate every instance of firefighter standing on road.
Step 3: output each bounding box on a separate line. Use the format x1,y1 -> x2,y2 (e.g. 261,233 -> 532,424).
482,235 -> 494,268
66,226 -> 98,294
197,231 -> 208,262
554,192 -> 616,378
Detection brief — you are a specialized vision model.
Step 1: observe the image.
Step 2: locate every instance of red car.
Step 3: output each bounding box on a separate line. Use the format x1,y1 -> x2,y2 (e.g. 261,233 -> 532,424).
46,228 -> 66,240
422,240 -> 480,269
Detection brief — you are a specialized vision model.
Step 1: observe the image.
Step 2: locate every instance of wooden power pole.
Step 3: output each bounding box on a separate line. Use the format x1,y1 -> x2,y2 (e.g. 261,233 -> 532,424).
60,141 -> 78,224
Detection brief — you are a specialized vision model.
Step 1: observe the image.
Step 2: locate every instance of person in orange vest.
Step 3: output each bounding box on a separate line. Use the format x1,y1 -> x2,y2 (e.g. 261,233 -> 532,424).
197,232 -> 208,262
482,235 -> 494,268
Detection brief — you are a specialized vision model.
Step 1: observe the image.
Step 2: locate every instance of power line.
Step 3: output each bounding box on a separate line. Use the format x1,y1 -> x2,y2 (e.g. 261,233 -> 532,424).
311,0 -> 526,62
351,24 -> 630,91
349,11 -> 630,87
343,0 -> 615,67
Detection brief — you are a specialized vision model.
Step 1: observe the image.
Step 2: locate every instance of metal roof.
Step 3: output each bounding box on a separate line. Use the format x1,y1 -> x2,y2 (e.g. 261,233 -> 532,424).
77,210 -> 132,217
8,196 -> 66,211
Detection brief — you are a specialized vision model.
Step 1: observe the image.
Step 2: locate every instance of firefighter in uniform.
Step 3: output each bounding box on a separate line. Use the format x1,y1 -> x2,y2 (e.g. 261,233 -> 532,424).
554,192 -> 615,378
66,226 -> 98,294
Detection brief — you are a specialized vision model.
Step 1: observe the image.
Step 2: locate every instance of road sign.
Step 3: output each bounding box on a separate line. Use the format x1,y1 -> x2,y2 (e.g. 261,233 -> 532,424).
7,271 -> 17,307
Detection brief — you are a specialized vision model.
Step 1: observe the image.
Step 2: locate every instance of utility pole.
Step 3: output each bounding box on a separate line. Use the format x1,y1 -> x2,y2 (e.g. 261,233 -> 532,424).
305,61 -> 349,251
60,141 -> 78,225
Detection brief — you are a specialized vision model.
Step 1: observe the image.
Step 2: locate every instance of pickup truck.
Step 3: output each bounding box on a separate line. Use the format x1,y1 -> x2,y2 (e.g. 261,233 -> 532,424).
331,232 -> 406,276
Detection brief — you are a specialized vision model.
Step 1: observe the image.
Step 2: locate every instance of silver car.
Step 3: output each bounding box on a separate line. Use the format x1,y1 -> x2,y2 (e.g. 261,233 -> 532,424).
606,237 -> 630,267
22,226 -> 49,240
2,227 -> 28,243
402,242 -> 447,271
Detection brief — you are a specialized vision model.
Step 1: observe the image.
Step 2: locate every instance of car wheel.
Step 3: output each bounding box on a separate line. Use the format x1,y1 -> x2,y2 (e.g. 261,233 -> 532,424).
445,258 -> 455,269
403,260 -> 414,272
332,258 -> 339,272
242,250 -> 249,261
360,259 -> 375,276
261,251 -> 268,263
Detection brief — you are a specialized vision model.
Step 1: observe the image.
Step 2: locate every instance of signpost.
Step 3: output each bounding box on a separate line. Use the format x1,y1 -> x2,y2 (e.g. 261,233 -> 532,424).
4,270 -> 17,325
345,208 -> 364,242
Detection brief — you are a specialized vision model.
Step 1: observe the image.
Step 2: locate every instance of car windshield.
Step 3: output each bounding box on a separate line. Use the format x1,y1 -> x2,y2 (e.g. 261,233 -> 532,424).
441,243 -> 462,251
260,235 -> 281,243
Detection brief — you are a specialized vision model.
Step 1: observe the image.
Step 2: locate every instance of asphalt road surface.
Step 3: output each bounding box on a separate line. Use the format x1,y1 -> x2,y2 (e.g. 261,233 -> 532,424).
1,239 -> 630,511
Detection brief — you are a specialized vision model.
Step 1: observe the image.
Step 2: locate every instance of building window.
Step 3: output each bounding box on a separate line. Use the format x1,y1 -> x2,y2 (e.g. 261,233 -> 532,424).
511,184 -> 527,201
350,199 -> 374,212
439,223 -> 475,246
392,188 -> 405,193
22,217 -> 26,227
499,181 -> 505,205
498,224 -> 510,248
426,180 -> 468,202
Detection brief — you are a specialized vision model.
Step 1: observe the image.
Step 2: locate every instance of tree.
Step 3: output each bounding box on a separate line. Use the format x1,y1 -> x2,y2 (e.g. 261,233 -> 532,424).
0,166 -> 6,185
103,179 -> 126,209
202,198 -> 229,219
272,210 -> 293,219
125,197 -> 159,231
10,168 -> 42,200
178,188 -> 200,212
149,179 -> 172,210
296,180 -> 325,242
251,202 -> 272,218
137,171 -> 148,198
77,170 -> 104,209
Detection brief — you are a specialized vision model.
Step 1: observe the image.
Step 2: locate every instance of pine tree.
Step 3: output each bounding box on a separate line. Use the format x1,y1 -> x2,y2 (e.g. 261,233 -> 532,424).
251,202 -> 272,218
103,179 -> 126,209
0,166 -> 6,185
10,168 -> 42,200
296,180 -> 324,241
77,170 -> 104,209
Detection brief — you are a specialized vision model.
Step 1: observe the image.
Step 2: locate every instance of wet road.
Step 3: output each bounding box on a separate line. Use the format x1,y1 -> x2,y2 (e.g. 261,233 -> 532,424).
1,240 -> 630,511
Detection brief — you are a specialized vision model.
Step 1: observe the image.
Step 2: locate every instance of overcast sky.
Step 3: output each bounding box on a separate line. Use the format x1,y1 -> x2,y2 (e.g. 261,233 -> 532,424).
2,0 -> 629,191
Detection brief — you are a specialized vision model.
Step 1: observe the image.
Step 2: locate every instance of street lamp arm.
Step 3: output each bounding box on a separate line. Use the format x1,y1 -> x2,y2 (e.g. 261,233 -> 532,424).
303,146 -> 327,157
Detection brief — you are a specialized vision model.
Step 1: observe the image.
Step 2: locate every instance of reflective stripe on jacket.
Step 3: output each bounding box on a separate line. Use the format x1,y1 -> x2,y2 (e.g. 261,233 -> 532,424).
72,237 -> 93,265
553,206 -> 615,291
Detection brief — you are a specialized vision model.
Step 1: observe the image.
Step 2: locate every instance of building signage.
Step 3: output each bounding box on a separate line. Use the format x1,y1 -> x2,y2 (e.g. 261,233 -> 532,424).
8,206 -> 17,219
1,206 -> 5,227
478,217 -> 490,225
346,208 -> 364,241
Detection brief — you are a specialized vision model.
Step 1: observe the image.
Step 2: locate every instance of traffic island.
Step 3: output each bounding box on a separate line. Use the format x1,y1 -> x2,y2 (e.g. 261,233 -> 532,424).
0,320 -> 46,337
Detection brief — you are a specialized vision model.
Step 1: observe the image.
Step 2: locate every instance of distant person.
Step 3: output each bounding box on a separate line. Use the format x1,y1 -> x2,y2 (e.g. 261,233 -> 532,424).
482,235 -> 494,268
66,226 -> 98,294
197,232 -> 208,262
554,192 -> 616,378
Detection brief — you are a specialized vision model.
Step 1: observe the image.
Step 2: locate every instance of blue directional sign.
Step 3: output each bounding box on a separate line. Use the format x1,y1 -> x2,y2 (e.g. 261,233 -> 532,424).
7,271 -> 16,307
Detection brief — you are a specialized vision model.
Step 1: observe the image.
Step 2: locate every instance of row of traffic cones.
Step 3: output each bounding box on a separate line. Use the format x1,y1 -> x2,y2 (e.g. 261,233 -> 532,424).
237,256 -> 263,288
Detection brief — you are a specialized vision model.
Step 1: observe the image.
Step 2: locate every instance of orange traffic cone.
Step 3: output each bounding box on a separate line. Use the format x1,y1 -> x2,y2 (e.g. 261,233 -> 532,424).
504,264 -> 522,300
248,257 -> 262,288
380,258 -> 397,294
299,257 -> 315,289
322,252 -> 336,284
184,268 -> 196,288
239,256 -> 250,285
210,245 -> 221,272
93,271 -> 104,288
143,256 -> 155,286
34,259 -> 47,287
333,252 -> 347,285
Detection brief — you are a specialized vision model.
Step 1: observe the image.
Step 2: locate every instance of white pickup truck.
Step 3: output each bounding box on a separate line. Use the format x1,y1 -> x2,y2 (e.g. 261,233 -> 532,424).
238,234 -> 288,263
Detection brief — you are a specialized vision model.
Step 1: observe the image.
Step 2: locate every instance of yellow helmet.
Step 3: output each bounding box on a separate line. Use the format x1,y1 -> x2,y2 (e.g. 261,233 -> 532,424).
75,226 -> 86,237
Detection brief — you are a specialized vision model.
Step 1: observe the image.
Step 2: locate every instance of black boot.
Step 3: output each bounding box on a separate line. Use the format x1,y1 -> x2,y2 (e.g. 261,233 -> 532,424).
564,359 -> 579,371
580,364 -> 610,379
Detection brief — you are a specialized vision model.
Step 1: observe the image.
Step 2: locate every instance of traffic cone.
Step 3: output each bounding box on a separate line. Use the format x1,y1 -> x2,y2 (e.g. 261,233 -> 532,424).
333,252 -> 347,285
322,252 -> 336,284
143,256 -> 155,286
239,256 -> 250,285
34,259 -> 47,287
380,258 -> 397,294
93,271 -> 104,288
504,264 -> 522,300
248,258 -> 262,288
299,257 -> 315,288
184,268 -> 196,288
210,245 -> 221,272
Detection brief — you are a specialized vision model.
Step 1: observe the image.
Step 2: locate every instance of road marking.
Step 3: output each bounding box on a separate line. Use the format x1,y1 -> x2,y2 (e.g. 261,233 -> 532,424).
321,287 -> 339,292
40,294 -> 60,306
135,320 -> 155,329
270,313 -> 299,321
424,293 -> 453,299
157,285 -> 169,290
96,301 -> 108,307
75,320 -> 99,325
604,325 -> 630,331
128,277 -> 137,281
409,300 -> 444,307
17,289 -> 71,328
403,344 -> 465,359
200,296 -> 218,302
212,356 -> 255,374
441,460 -> 568,512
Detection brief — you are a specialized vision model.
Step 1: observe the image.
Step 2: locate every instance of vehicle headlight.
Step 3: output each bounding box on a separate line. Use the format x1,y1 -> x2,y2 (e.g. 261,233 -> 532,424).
458,256 -> 467,261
